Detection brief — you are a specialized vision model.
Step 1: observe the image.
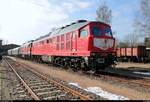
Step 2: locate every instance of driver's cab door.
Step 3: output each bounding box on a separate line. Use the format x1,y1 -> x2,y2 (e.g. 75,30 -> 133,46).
78,26 -> 90,51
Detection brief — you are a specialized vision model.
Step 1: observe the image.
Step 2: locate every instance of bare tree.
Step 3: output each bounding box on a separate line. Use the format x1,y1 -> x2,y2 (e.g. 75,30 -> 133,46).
134,0 -> 150,38
141,0 -> 150,37
127,0 -> 150,47
128,0 -> 149,46
96,0 -> 112,25
124,32 -> 139,47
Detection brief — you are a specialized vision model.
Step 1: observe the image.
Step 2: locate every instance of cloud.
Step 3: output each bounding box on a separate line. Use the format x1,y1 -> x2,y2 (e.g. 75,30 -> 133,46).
0,0 -> 91,44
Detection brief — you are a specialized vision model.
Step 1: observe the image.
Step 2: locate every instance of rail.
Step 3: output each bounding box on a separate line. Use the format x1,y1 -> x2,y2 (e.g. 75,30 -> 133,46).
20,63 -> 92,100
4,57 -> 92,100
4,59 -> 40,100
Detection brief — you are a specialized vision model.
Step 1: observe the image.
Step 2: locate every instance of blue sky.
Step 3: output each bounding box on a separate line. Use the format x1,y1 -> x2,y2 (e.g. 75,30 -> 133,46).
72,0 -> 140,40
0,0 -> 140,44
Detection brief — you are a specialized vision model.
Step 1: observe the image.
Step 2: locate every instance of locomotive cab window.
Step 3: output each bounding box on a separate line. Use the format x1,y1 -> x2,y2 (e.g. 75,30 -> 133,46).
80,29 -> 88,38
92,27 -> 103,36
105,28 -> 112,37
47,40 -> 49,43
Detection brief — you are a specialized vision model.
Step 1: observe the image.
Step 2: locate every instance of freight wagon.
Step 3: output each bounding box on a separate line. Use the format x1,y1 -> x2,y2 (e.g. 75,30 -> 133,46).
117,46 -> 146,62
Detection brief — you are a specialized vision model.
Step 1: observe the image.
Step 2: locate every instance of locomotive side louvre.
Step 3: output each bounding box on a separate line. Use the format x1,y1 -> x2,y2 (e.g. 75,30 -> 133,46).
32,22 -> 90,57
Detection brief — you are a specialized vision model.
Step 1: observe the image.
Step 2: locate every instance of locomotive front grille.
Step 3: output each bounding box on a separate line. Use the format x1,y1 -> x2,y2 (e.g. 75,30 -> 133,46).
94,38 -> 114,50
97,58 -> 105,63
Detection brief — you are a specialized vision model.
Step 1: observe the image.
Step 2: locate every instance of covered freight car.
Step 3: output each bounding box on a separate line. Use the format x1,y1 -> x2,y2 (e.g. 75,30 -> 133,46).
8,49 -> 12,56
11,47 -> 20,56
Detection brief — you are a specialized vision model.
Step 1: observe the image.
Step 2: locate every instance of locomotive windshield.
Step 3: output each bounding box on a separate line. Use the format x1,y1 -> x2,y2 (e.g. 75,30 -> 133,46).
92,27 -> 112,37
92,27 -> 102,36
105,28 -> 112,37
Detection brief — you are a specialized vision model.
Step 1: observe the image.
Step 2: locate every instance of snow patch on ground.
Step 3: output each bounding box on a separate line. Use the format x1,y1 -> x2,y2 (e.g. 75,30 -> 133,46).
68,83 -> 129,100
68,83 -> 82,88
84,87 -> 129,100
7,56 -> 16,61
133,72 -> 150,76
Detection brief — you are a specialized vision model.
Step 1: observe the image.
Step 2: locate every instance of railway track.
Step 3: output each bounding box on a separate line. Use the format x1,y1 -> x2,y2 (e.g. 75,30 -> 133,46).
92,71 -> 150,89
55,62 -> 150,89
11,56 -> 150,89
4,56 -> 150,100
1,60 -> 32,100
3,57 -> 101,100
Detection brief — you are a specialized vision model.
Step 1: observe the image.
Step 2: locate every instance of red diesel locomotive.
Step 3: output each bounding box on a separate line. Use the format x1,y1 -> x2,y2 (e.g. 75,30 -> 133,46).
9,20 -> 116,71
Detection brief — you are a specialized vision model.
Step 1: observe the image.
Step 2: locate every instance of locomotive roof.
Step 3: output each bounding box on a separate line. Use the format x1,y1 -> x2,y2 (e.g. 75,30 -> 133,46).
33,21 -> 89,43
50,21 -> 89,37
33,20 -> 110,43
35,33 -> 51,41
50,21 -> 110,37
